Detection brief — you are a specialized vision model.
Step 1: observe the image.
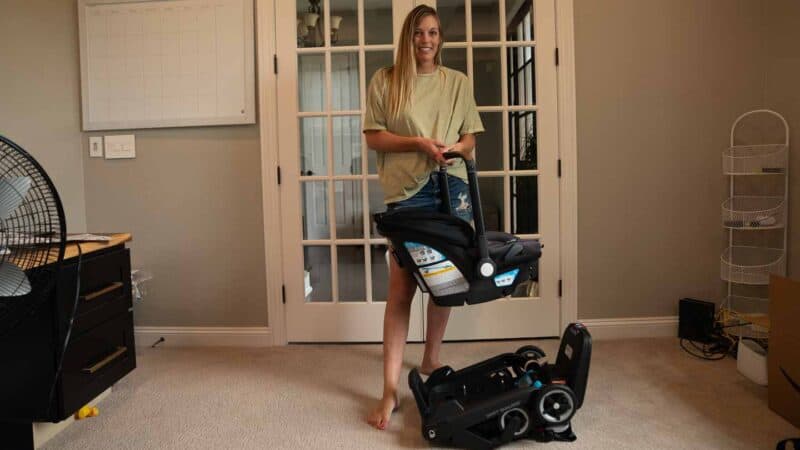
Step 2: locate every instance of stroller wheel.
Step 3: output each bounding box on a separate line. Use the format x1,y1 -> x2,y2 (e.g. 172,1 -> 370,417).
515,345 -> 546,361
532,384 -> 576,426
500,407 -> 530,437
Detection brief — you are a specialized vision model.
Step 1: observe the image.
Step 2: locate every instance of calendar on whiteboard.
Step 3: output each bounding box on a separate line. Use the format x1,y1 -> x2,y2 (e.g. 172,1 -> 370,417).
78,0 -> 255,131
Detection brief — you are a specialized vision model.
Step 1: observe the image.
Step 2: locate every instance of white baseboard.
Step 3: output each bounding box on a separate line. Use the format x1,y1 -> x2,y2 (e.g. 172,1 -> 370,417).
578,316 -> 678,340
135,327 -> 273,347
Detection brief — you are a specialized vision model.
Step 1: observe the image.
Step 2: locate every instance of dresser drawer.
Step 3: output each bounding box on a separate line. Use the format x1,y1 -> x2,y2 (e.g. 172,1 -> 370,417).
58,247 -> 132,336
59,311 -> 136,417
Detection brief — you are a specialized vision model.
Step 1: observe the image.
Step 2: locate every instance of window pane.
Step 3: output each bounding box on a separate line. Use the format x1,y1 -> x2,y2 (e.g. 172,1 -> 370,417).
472,0 -> 500,41
441,47 -> 466,75
473,47 -> 501,106
365,0 -> 393,45
333,116 -> 362,175
437,0 -> 466,42
476,112 -> 502,171
511,279 -> 538,298
332,52 -> 360,110
507,47 -> 535,106
338,246 -> 366,301
304,246 -> 331,302
334,180 -> 364,239
297,0 -> 325,48
365,50 -> 393,85
331,0 -> 357,47
299,117 -> 326,176
508,111 -> 537,170
298,54 -> 325,111
512,176 -> 538,234
368,179 -> 386,237
477,176 -> 504,232
302,181 -> 330,240
506,0 -> 534,42
371,244 -> 390,302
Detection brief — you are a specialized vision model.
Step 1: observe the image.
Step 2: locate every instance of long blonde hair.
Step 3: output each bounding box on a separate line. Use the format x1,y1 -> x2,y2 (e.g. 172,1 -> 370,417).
385,5 -> 443,120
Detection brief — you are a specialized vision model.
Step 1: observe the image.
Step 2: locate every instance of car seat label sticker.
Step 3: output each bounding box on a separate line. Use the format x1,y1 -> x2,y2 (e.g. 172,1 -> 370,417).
419,261 -> 469,296
493,268 -> 520,287
404,242 -> 446,266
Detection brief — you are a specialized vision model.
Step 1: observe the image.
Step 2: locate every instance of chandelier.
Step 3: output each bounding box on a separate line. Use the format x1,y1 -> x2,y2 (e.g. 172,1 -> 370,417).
297,0 -> 343,47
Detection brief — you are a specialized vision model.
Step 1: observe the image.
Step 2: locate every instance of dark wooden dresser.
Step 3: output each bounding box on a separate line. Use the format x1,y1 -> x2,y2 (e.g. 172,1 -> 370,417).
0,234 -> 136,449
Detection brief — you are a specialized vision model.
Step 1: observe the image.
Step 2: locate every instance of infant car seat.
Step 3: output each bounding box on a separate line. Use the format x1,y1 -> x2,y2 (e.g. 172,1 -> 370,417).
374,154 -> 542,307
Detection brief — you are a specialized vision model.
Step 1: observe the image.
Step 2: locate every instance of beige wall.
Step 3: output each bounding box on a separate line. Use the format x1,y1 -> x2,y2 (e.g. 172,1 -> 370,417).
83,126 -> 267,327
574,0 -> 768,318
0,0 -> 87,232
763,0 -> 800,279
0,1 -> 267,327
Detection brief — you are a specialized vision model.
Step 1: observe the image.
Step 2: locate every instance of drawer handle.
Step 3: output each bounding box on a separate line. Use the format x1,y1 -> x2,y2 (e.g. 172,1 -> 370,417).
82,282 -> 124,302
83,346 -> 127,374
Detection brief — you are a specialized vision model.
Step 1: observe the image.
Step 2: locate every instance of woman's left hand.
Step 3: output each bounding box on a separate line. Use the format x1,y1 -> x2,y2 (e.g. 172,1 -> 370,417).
442,142 -> 474,164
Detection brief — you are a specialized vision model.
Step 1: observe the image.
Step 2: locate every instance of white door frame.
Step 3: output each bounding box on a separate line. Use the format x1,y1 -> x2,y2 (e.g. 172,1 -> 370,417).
257,0 -> 578,346
555,0 -> 578,331
256,0 -> 287,345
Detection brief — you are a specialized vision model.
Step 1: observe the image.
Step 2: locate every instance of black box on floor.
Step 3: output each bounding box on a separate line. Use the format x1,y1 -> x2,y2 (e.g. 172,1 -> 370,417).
678,298 -> 715,343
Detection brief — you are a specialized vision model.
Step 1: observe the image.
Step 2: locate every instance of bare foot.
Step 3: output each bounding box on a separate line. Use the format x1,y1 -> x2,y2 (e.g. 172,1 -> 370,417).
367,393 -> 399,430
420,361 -> 444,376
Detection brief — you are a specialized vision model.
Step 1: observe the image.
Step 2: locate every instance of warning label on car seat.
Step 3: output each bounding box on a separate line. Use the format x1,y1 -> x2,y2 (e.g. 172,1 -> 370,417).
419,261 -> 470,297
404,242 -> 446,266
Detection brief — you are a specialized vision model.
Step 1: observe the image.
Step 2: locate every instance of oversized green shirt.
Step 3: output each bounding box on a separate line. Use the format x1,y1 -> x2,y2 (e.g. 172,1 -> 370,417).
363,66 -> 485,203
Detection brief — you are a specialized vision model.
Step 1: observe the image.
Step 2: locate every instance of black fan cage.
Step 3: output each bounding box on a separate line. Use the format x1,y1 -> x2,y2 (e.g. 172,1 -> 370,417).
0,136 -> 66,332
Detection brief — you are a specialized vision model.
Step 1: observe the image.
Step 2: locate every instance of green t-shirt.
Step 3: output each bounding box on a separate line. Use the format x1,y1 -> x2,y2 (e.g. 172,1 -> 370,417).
363,66 -> 485,204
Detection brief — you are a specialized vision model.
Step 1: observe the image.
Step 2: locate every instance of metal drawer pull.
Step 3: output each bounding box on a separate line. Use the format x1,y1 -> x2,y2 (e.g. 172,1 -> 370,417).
82,282 -> 123,302
83,346 -> 127,374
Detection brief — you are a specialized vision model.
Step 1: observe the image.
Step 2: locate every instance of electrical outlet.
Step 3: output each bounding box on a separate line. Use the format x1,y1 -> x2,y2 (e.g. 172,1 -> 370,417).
89,136 -> 103,158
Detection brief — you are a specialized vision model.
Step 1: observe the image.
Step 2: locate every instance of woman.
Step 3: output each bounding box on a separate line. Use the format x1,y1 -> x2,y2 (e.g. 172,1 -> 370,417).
362,4 -> 484,430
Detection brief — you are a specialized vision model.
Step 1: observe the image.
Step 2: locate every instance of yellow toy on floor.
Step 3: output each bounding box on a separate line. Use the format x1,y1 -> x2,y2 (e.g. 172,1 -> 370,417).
74,406 -> 99,420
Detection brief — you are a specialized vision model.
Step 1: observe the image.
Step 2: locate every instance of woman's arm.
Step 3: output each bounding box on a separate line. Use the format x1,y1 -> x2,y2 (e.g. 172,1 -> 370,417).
364,130 -> 449,165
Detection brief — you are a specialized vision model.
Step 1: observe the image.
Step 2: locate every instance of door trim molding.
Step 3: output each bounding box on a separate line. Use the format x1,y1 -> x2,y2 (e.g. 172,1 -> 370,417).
256,0 -> 287,345
556,0 -> 579,329
135,327 -> 274,347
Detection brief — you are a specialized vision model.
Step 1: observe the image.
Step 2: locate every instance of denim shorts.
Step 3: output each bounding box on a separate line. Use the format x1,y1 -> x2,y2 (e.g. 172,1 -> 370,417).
387,173 -> 474,223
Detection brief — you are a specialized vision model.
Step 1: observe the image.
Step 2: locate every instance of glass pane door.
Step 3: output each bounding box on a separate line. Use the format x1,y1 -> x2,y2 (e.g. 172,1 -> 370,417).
278,0 -> 421,342
429,0 -> 561,340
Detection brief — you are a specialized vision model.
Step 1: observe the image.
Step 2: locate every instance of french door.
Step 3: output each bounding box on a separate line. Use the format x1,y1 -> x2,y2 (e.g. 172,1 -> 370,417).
275,0 -> 560,342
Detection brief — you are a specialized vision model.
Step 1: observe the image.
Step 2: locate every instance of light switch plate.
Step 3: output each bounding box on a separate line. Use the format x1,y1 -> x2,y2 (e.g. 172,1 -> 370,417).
89,136 -> 103,158
104,134 -> 136,159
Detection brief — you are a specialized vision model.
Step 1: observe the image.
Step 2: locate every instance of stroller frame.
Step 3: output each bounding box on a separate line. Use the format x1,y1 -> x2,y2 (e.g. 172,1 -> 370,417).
409,323 -> 592,450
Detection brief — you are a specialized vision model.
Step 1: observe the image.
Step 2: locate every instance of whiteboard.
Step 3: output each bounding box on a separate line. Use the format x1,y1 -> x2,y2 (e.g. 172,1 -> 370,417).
78,0 -> 255,131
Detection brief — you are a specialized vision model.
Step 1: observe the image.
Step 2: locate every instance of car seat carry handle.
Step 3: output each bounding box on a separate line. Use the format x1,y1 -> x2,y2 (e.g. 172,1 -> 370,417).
437,165 -> 452,215
442,152 -> 496,278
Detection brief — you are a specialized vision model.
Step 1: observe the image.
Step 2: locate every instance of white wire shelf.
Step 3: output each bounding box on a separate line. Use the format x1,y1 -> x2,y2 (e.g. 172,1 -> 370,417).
721,196 -> 785,229
720,246 -> 785,285
722,144 -> 788,175
720,300 -> 770,340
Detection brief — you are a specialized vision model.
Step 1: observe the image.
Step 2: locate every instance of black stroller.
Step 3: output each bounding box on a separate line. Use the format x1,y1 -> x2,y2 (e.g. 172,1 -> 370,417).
373,154 -> 542,307
408,323 -> 591,449
373,154 -> 591,449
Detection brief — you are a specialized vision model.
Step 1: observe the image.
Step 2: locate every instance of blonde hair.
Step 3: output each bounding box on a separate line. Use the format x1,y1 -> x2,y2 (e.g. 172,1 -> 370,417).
385,5 -> 443,120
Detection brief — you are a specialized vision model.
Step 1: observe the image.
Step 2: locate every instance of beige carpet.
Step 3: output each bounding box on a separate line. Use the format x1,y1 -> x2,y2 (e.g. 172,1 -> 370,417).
42,337 -> 796,450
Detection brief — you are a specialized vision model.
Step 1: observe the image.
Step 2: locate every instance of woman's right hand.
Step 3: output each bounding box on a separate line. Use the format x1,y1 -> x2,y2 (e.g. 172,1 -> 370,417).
416,137 -> 448,165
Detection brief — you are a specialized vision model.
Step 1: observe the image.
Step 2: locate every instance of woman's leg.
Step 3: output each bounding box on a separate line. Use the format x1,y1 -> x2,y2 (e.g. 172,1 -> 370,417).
421,301 -> 451,375
367,255 -> 418,430
419,174 -> 471,374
